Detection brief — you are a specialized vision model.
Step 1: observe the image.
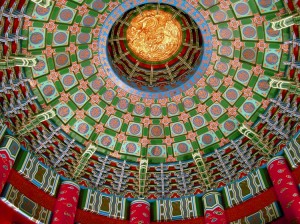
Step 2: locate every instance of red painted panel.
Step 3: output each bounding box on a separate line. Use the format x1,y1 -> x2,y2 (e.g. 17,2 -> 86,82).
0,200 -> 35,224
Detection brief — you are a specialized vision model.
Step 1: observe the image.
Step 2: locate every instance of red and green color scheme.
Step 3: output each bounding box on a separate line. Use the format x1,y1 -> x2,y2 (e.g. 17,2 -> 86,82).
0,0 -> 300,223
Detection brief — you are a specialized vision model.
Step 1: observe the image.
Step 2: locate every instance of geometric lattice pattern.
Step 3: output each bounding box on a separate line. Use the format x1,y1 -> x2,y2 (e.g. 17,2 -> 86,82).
80,189 -> 129,220
223,168 -> 271,208
15,150 -> 60,196
153,196 -> 202,221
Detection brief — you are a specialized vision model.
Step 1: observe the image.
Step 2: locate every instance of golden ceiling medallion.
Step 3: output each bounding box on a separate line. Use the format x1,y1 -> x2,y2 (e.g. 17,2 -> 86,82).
126,10 -> 182,62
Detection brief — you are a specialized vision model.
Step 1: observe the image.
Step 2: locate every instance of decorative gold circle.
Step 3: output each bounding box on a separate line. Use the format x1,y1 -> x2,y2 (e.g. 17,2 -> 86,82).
126,10 -> 182,62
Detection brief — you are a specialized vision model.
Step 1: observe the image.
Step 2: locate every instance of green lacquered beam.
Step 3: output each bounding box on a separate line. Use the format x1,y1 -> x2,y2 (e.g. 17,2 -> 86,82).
238,124 -> 271,156
138,158 -> 148,198
30,0 -> 52,8
192,152 -> 212,189
0,56 -> 37,69
73,144 -> 97,179
271,14 -> 300,30
17,109 -> 56,136
269,77 -> 300,95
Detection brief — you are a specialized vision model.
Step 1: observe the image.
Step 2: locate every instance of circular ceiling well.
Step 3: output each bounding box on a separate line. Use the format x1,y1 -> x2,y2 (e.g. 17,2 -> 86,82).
108,4 -> 202,89
100,1 -> 212,98
126,9 -> 182,62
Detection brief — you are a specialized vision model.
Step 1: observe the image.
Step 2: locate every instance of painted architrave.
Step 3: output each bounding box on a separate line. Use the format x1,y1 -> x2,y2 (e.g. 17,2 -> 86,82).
1,183 -> 52,223
229,202 -> 282,224
153,196 -> 202,221
223,168 -> 271,208
284,131 -> 300,169
80,188 -> 129,220
14,150 -> 60,196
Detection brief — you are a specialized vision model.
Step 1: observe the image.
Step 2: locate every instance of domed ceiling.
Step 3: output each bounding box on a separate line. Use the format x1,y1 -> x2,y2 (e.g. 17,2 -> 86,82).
12,0 -> 295,199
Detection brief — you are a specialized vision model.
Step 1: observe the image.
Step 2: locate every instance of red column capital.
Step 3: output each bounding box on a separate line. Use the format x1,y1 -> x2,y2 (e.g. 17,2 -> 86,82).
130,199 -> 150,224
51,181 -> 80,224
0,152 -> 12,192
0,136 -> 20,193
202,191 -> 227,224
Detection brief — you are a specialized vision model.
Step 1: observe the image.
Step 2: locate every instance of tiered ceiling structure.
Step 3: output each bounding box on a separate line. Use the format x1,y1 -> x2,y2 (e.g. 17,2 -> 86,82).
0,0 -> 300,223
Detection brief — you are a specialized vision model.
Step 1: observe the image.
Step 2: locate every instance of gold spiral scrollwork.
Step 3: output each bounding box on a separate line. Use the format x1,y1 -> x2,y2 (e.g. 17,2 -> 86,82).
126,10 -> 182,62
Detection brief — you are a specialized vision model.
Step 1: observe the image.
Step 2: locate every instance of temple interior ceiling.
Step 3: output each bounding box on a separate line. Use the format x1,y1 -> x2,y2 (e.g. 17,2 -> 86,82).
24,0 -> 288,165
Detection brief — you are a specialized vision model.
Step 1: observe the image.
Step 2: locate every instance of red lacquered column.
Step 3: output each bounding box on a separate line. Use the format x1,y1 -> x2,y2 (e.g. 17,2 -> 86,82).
267,156 -> 300,223
202,191 -> 227,224
51,181 -> 80,224
0,135 -> 20,193
0,152 -> 12,193
129,200 -> 150,224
